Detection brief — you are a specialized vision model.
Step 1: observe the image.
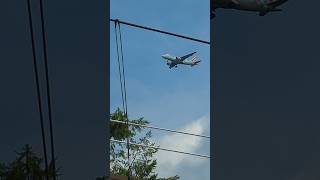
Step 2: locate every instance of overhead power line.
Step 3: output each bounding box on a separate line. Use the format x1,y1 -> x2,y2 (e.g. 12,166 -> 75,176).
117,22 -> 128,117
110,119 -> 210,139
39,0 -> 57,179
114,22 -> 126,114
26,0 -> 49,178
114,21 -> 132,180
110,19 -> 210,45
117,22 -> 132,180
111,139 -> 210,159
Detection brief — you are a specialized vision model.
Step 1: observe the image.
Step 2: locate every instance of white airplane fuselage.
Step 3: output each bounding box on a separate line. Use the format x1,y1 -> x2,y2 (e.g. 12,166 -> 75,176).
162,55 -> 185,64
161,54 -> 200,68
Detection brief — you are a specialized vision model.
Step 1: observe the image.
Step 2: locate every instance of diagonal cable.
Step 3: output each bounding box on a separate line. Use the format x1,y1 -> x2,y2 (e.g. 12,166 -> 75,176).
117,22 -> 132,180
118,22 -> 128,117
38,0 -> 56,178
114,21 -> 131,180
114,22 -> 126,114
110,19 -> 210,45
110,119 -> 210,139
111,139 -> 210,159
26,0 -> 49,179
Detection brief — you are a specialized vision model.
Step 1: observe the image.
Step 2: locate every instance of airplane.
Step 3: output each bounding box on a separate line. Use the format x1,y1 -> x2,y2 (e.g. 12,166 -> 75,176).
211,0 -> 288,19
161,52 -> 201,69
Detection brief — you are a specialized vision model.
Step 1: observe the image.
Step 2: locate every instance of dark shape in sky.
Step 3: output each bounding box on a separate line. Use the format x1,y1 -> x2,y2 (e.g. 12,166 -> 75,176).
211,0 -> 288,18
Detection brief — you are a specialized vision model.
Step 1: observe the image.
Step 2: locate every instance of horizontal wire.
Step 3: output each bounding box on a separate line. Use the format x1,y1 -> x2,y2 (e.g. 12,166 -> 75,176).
110,119 -> 210,139
110,19 -> 210,45
110,139 -> 210,159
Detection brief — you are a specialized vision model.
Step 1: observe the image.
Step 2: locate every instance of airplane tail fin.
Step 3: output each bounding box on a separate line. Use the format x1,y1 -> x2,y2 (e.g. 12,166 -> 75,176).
192,56 -> 197,63
191,56 -> 201,66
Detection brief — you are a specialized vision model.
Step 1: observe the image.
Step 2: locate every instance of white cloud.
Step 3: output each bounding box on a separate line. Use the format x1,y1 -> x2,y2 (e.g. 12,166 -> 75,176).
155,115 -> 210,179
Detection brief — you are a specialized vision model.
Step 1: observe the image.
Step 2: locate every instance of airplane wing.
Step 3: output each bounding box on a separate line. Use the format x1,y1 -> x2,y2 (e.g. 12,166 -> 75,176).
169,62 -> 177,68
179,51 -> 197,61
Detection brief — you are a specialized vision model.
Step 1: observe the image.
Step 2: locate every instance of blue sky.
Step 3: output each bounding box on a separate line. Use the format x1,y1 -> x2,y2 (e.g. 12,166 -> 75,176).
110,1 -> 210,179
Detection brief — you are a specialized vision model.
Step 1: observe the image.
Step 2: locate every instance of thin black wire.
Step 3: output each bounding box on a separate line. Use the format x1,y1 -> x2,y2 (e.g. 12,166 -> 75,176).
114,21 -> 131,180
110,19 -> 210,45
110,119 -> 210,139
110,139 -> 210,159
26,0 -> 49,179
117,22 -> 132,180
114,22 -> 126,114
38,0 -> 56,178
118,19 -> 128,122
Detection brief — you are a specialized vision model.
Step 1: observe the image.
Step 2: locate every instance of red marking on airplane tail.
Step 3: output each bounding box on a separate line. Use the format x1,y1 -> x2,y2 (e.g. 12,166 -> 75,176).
192,56 -> 197,63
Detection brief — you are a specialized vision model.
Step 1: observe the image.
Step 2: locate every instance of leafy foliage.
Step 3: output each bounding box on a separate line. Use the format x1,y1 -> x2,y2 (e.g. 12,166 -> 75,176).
110,108 -> 179,180
0,144 -> 59,180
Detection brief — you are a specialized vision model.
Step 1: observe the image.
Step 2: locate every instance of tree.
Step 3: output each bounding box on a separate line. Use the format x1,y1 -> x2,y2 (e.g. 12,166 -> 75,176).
110,108 -> 179,180
0,144 -> 59,180
0,162 -> 9,179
